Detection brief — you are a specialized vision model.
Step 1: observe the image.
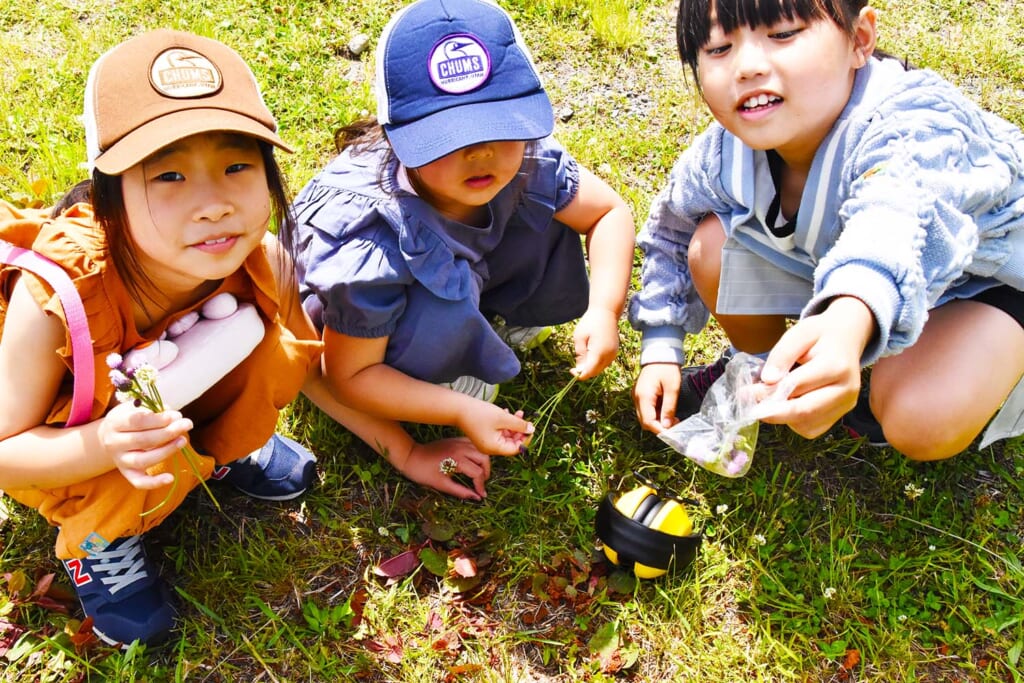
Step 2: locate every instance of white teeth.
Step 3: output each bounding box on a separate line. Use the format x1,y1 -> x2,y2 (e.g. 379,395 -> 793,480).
203,237 -> 229,245
743,94 -> 779,109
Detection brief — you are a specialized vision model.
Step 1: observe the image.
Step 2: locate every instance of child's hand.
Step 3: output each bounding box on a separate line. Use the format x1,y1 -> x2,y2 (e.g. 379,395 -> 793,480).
571,308 -> 620,380
758,297 -> 875,437
98,402 -> 193,490
633,362 -> 683,433
402,437 -> 491,501
455,401 -> 534,455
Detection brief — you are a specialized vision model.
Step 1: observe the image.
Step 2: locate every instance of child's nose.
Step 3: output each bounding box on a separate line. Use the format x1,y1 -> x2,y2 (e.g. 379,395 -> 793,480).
194,197 -> 234,222
734,39 -> 770,80
463,142 -> 494,160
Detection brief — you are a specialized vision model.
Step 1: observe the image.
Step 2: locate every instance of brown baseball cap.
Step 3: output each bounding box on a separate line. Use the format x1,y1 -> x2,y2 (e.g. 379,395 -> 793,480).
83,29 -> 291,175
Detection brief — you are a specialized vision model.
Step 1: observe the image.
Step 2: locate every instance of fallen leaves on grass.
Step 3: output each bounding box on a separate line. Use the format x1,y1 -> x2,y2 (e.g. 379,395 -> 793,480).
588,620 -> 640,674
0,619 -> 27,658
365,632 -> 404,663
3,571 -> 75,614
373,548 -> 422,582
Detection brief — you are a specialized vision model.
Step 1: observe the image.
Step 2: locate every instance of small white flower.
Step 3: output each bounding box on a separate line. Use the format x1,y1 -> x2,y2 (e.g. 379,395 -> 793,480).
133,364 -> 159,384
377,526 -> 389,537
823,586 -> 837,600
898,614 -> 908,623
928,545 -> 936,551
105,353 -> 123,369
585,409 -> 599,424
715,504 -> 729,515
904,483 -> 925,500
752,533 -> 767,546
115,390 -> 134,404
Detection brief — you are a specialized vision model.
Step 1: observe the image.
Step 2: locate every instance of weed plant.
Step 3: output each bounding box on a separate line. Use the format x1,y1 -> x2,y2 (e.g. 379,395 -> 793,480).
1,0 -> 1022,681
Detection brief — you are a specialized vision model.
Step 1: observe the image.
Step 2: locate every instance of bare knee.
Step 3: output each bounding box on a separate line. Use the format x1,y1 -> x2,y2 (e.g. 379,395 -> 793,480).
875,396 -> 975,461
688,215 -> 726,308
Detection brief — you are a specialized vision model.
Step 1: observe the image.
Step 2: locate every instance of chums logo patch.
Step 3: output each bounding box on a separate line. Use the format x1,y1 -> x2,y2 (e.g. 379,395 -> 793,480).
149,47 -> 223,98
428,34 -> 491,94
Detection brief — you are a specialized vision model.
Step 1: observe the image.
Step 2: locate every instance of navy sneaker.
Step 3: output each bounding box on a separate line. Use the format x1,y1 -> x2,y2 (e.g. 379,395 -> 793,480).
210,433 -> 317,501
676,348 -> 734,420
841,386 -> 889,447
62,535 -> 175,648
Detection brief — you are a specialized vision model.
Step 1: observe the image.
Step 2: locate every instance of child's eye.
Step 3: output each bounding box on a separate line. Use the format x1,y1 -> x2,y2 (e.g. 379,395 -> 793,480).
769,27 -> 803,40
703,43 -> 731,57
153,171 -> 184,182
226,163 -> 250,174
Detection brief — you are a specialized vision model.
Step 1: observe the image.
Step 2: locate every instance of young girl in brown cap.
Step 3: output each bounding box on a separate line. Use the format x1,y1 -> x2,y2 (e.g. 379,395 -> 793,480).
0,29 -> 358,648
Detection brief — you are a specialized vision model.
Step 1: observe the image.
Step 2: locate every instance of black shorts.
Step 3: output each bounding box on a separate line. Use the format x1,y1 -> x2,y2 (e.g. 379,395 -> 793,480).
972,285 -> 1024,330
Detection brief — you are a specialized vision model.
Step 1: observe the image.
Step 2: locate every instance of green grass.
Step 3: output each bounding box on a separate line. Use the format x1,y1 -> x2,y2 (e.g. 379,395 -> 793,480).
2,0 -> 1023,680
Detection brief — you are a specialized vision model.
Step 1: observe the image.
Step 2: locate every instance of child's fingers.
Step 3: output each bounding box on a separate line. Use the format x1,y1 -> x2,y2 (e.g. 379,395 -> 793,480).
572,353 -> 602,381
632,383 -> 661,432
761,323 -> 817,384
115,433 -> 187,472
498,409 -> 534,438
107,402 -> 185,431
446,438 -> 492,480
465,450 -> 491,480
119,467 -> 175,490
451,457 -> 487,493
571,327 -> 618,380
634,369 -> 677,433
109,419 -> 192,461
433,459 -> 486,501
434,477 -> 485,501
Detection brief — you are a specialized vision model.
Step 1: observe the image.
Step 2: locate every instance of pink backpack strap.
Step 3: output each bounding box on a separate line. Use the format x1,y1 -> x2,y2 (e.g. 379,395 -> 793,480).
0,240 -> 94,427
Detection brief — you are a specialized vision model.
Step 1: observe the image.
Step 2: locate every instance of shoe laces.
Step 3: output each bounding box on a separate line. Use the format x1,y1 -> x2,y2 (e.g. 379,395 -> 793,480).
686,355 -> 729,396
89,536 -> 151,596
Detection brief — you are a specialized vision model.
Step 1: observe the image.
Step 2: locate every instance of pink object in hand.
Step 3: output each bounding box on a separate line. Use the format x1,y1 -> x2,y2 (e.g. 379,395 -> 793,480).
124,293 -> 265,410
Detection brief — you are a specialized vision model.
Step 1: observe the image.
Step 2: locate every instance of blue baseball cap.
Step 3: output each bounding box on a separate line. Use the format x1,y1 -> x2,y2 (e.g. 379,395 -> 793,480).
375,0 -> 554,168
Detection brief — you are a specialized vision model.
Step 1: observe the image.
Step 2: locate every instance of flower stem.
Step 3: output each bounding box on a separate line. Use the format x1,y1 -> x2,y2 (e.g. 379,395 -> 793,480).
529,375 -> 577,457
139,444 -> 222,516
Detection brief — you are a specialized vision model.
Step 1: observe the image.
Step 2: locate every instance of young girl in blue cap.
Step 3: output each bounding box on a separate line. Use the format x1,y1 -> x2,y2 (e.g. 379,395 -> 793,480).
630,0 -> 1024,461
291,0 -> 636,500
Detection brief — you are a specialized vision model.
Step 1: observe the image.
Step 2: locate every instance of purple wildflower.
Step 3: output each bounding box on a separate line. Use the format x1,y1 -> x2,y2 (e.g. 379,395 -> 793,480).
108,369 -> 132,391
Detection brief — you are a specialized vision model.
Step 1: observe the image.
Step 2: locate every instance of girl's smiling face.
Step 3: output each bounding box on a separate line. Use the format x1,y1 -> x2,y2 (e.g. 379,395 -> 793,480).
409,140 -> 527,225
120,132 -> 271,300
695,6 -> 875,169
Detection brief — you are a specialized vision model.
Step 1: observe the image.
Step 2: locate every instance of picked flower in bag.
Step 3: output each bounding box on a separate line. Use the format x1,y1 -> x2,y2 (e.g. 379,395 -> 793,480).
658,352 -> 792,478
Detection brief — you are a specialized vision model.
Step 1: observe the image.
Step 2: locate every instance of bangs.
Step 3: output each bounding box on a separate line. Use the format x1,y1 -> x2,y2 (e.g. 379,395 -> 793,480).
714,0 -> 831,36
677,0 -> 855,76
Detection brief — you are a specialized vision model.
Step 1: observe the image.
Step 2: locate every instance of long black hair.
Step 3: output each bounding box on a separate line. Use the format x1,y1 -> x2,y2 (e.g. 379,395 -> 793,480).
676,0 -> 872,82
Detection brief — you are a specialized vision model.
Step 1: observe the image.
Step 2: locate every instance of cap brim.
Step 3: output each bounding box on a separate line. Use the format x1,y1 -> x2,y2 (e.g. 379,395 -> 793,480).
93,108 -> 292,175
384,91 -> 553,168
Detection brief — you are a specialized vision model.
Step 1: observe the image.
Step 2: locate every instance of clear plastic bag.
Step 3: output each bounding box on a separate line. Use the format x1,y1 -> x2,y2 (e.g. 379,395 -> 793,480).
658,352 -> 791,478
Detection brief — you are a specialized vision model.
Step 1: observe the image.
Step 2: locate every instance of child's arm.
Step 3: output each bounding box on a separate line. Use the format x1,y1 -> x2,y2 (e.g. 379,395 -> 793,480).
0,278 -> 189,490
301,374 -> 492,500
321,328 -> 533,455
554,165 -> 636,380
